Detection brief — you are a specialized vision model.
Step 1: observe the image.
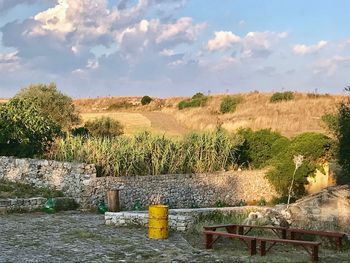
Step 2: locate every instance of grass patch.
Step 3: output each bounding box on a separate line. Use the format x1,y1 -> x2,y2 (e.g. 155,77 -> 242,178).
0,179 -> 63,199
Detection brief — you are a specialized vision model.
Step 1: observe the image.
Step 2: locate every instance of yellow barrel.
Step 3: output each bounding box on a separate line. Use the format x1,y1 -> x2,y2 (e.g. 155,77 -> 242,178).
148,205 -> 169,239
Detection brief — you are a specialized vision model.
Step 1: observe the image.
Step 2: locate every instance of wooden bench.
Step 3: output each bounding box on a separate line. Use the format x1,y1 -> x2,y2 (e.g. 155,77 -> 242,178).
204,224 -> 288,239
287,228 -> 346,249
257,237 -> 321,261
203,230 -> 257,255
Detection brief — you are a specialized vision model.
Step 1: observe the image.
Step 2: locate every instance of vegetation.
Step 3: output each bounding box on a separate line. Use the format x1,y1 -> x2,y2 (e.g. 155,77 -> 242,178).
83,117 -> 124,138
220,95 -> 242,114
337,89 -> 350,181
266,132 -> 332,198
141,95 -> 152,105
237,128 -> 288,168
270,91 -> 294,103
107,101 -> 134,110
323,87 -> 350,182
0,98 -> 60,157
48,129 -> 244,176
178,92 -> 208,110
15,83 -> 80,131
0,179 -> 63,199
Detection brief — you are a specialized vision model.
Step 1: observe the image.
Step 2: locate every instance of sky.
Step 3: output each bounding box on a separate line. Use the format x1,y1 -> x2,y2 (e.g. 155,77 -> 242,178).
0,0 -> 350,98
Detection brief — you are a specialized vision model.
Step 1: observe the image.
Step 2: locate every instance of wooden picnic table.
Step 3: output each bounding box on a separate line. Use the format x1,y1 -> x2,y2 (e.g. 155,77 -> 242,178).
203,223 -> 347,261
203,224 -> 288,239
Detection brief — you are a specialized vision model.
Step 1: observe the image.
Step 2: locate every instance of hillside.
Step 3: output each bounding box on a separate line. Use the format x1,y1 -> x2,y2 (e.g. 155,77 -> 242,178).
74,92 -> 345,137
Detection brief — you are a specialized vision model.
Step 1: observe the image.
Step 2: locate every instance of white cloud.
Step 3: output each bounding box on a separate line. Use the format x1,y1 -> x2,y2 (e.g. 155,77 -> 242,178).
242,31 -> 287,58
293,40 -> 327,55
159,49 -> 175,56
206,31 -> 241,52
313,55 -> 350,76
155,17 -> 205,44
0,51 -> 20,72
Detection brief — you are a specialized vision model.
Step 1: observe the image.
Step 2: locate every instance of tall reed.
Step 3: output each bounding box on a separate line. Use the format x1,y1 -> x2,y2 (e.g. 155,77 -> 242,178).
48,130 -> 244,176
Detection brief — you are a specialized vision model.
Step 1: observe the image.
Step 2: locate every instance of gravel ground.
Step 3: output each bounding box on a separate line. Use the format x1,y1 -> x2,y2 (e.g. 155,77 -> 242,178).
1,212 -> 349,263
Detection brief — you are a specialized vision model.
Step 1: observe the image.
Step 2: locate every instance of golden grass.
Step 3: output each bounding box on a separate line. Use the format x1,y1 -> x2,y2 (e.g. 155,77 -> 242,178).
81,112 -> 152,135
76,92 -> 346,138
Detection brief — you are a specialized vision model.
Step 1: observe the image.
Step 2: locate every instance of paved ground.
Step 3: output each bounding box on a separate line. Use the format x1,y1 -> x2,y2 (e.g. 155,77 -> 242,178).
0,212 -> 349,263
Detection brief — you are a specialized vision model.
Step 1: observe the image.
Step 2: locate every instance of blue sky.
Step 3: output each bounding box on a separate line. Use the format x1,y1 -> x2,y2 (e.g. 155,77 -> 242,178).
0,0 -> 349,97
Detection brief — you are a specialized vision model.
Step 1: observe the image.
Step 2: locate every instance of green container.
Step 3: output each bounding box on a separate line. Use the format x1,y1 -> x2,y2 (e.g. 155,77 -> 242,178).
98,201 -> 108,214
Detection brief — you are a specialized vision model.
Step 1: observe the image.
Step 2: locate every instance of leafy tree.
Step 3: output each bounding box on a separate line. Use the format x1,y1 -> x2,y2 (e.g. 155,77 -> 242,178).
15,83 -> 80,131
84,117 -> 124,138
141,96 -> 152,105
237,128 -> 287,168
0,98 -> 60,157
322,87 -> 350,182
266,132 -> 332,198
337,87 -> 350,181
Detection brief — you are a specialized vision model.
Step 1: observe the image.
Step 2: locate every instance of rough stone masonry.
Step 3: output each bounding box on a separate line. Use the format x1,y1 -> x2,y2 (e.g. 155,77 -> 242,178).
0,156 -> 278,209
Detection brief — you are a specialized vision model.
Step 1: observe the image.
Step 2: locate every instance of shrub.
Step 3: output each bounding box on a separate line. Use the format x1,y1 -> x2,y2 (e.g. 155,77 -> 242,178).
237,128 -> 287,168
270,91 -> 294,103
107,101 -> 134,110
0,98 -> 60,157
178,92 -> 208,110
220,96 -> 242,114
141,96 -> 152,105
266,132 -> 333,198
15,83 -> 80,131
84,117 -> 123,138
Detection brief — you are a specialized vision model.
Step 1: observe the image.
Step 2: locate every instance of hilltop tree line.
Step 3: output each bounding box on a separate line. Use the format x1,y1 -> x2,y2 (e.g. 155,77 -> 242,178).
0,83 -> 350,202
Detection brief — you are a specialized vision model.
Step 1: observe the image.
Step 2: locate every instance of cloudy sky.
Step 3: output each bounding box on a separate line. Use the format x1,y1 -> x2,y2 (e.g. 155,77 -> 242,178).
0,0 -> 350,97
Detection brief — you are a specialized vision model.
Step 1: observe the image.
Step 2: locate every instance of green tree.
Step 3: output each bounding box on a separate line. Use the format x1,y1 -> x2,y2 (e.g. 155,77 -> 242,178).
0,98 -> 60,157
84,117 -> 124,138
237,128 -> 287,168
15,83 -> 80,131
266,132 -> 332,198
141,96 -> 152,105
337,87 -> 350,181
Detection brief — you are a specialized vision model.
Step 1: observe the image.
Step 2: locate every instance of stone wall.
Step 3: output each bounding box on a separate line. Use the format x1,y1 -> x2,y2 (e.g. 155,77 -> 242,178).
84,170 -> 278,210
0,197 -> 46,214
0,156 -> 96,205
105,206 -> 269,231
0,156 -> 278,209
287,185 -> 350,234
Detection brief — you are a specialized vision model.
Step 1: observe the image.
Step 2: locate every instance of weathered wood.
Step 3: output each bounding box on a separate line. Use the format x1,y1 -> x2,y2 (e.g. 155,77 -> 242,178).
256,237 -> 321,262
107,190 -> 120,212
288,228 -> 346,249
203,230 -> 257,255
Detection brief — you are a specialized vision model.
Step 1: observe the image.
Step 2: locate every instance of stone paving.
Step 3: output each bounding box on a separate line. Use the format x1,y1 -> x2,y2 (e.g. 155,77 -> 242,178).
1,212 -> 349,263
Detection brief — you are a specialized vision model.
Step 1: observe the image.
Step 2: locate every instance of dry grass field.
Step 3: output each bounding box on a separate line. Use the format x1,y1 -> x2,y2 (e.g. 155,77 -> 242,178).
75,92 -> 345,137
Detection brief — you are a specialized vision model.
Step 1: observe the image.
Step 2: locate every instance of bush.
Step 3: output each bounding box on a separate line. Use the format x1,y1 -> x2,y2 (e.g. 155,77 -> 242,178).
178,92 -> 208,110
15,83 -> 80,131
237,128 -> 288,168
107,101 -> 134,110
84,117 -> 123,138
220,96 -> 242,114
266,132 -> 333,198
0,98 -> 60,157
270,91 -> 294,103
141,96 -> 152,105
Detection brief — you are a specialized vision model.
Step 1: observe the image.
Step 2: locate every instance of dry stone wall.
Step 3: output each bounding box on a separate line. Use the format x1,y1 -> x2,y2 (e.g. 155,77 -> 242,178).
0,156 -> 278,209
82,170 -> 278,210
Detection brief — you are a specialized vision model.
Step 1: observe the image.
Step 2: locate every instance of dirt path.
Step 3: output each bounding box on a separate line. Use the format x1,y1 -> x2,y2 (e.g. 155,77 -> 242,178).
141,112 -> 189,136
